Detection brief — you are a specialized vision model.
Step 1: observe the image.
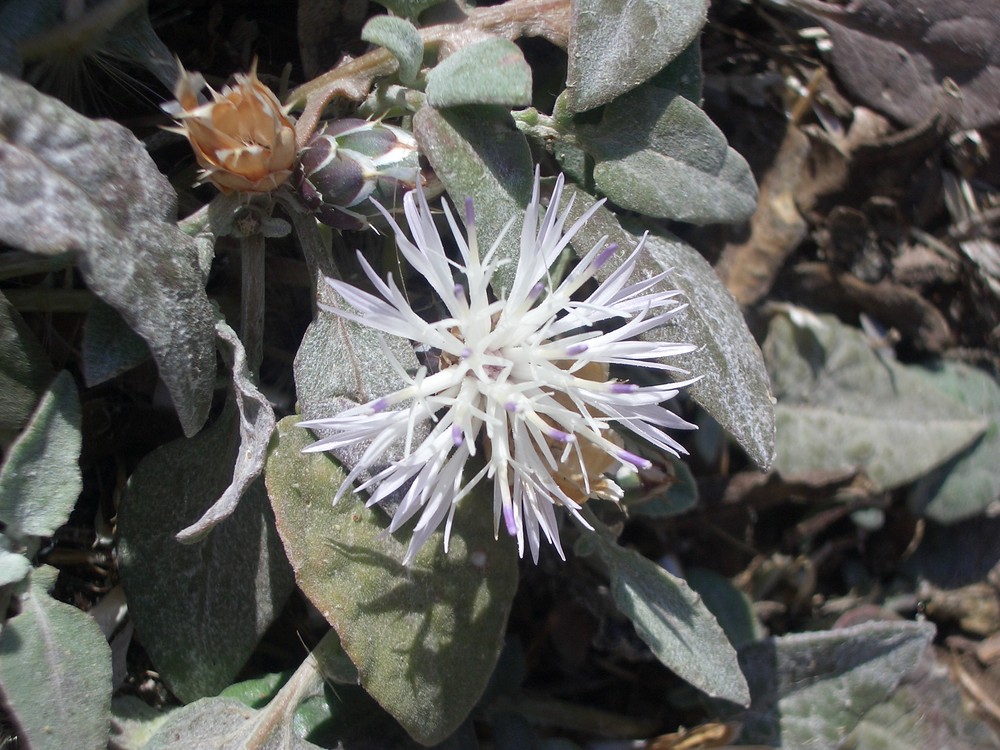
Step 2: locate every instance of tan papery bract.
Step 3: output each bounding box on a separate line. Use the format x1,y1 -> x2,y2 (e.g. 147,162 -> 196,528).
165,61 -> 297,194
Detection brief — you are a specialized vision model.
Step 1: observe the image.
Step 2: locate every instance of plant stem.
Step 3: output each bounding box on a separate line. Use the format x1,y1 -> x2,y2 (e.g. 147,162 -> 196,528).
241,232 -> 266,376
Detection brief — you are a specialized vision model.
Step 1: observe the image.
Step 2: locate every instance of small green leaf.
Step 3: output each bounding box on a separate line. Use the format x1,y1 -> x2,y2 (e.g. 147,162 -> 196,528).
0,370 -> 81,539
82,300 -> 149,386
0,290 -> 53,434
266,416 -> 519,745
369,0 -> 446,22
0,566 -> 112,750
577,85 -> 758,225
413,104 -> 534,293
566,0 -> 707,112
730,621 -> 936,748
591,534 -> 749,705
362,16 -> 423,85
908,362 -> 1000,522
0,73 -> 215,437
765,313 -> 988,489
117,403 -> 294,703
426,38 -> 532,108
562,185 -> 776,469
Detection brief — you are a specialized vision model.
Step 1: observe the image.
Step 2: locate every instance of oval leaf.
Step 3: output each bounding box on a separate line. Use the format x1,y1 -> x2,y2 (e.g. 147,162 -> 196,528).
117,404 -> 294,703
591,534 -> 749,705
908,362 -> 1000,522
731,621 -> 936,748
0,370 -> 81,539
566,0 -> 708,112
562,185 -> 775,470
765,312 -> 988,489
577,85 -> 758,225
361,16 -> 423,85
0,566 -> 111,750
0,73 -> 214,436
0,290 -> 53,433
265,416 -> 519,745
426,37 -> 532,109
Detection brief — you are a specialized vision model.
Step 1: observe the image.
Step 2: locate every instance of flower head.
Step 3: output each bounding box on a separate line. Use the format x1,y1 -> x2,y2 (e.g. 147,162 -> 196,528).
164,61 -> 296,194
301,173 -> 696,564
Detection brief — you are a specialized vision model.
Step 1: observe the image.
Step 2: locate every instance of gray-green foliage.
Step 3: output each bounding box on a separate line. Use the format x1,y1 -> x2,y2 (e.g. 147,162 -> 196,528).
765,310 -> 987,488
0,0 -> 776,746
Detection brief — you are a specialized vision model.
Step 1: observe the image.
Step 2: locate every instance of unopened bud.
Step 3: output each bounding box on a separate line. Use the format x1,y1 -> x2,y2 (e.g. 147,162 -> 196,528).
295,119 -> 420,229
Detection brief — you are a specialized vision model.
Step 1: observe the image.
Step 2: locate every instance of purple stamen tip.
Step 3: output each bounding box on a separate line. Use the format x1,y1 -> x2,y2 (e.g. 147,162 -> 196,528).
548,428 -> 574,443
503,504 -> 517,536
461,347 -> 472,359
610,382 -> 638,394
528,281 -> 545,299
370,397 -> 389,413
566,342 -> 588,356
505,400 -> 519,412
593,243 -> 619,269
618,449 -> 651,469
452,424 -> 463,446
465,196 -> 475,226
454,283 -> 465,298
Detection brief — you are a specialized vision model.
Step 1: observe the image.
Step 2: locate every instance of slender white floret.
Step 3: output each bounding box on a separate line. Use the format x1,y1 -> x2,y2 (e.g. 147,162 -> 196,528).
300,172 -> 696,565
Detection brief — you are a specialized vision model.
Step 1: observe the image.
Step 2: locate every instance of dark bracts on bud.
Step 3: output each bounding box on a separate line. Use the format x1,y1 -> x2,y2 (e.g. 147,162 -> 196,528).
294,118 -> 420,230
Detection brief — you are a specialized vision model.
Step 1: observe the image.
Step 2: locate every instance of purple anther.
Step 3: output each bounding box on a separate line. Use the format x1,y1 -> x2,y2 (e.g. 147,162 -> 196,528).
452,424 -> 464,446
528,281 -> 545,300
505,400 -> 519,412
548,428 -> 573,443
610,382 -> 638,394
370,397 -> 389,413
565,342 -> 588,356
454,283 -> 465,298
618,449 -> 651,469
465,196 -> 475,226
592,243 -> 619,269
503,503 -> 517,536
461,347 -> 472,359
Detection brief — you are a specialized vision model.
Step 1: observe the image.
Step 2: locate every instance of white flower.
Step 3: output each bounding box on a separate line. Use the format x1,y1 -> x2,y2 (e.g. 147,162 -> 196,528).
300,173 -> 697,564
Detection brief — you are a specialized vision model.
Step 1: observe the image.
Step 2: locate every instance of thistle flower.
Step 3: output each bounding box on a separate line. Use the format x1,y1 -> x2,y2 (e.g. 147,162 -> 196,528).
163,61 -> 296,194
301,174 -> 697,564
295,118 -> 421,229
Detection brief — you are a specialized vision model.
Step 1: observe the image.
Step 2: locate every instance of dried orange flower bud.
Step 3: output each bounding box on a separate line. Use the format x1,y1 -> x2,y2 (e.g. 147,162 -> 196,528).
163,61 -> 297,194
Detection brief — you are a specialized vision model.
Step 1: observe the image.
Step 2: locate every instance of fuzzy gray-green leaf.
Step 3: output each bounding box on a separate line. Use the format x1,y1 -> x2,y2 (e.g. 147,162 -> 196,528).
567,0 -> 708,112
765,312 -> 988,489
0,566 -> 111,750
592,534 -> 749,705
908,362 -> 1000,522
562,185 -> 775,469
577,85 -> 758,225
361,16 -> 423,84
426,37 -> 532,109
117,404 -> 294,703
0,290 -> 52,434
0,73 -> 214,436
0,370 -> 81,539
732,620 -> 937,748
266,417 -> 519,745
